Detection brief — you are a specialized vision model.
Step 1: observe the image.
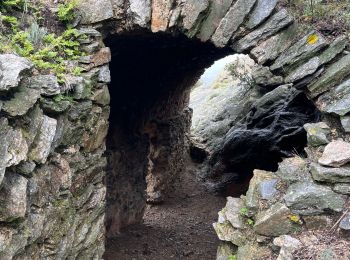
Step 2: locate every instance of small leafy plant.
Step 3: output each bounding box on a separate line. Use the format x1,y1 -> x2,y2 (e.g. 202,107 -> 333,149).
247,218 -> 254,226
58,0 -> 78,25
239,207 -> 248,216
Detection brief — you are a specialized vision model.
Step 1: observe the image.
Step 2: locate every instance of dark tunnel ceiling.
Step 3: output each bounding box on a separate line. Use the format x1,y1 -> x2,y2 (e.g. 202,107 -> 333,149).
104,31 -> 231,127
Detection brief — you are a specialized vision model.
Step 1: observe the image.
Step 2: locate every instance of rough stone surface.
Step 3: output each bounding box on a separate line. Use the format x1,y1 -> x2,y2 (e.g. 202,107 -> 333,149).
250,23 -> 298,65
273,235 -> 302,260
284,182 -> 346,215
316,78 -> 350,116
341,116 -> 350,133
0,54 -> 33,91
0,120 -> 28,177
236,243 -> 272,260
29,115 -> 57,164
319,35 -> 348,64
211,0 -> 257,47
2,86 -> 41,117
216,242 -> 236,260
339,213 -> 350,230
246,0 -> 278,29
308,54 -> 350,98
151,0 -> 173,32
27,75 -> 61,96
0,173 -> 28,221
233,9 -> 293,52
207,85 -> 318,191
333,183 -> 350,195
318,140 -> 350,167
311,162 -> 350,183
182,0 -> 209,34
303,215 -> 333,230
190,55 -> 260,152
285,57 -> 320,83
271,31 -> 327,72
213,222 -> 247,246
128,0 -> 151,27
2,2 -> 350,259
259,179 -> 278,200
251,66 -> 284,86
198,0 -> 234,42
254,203 -> 293,236
98,65 -> 111,83
224,197 -> 244,229
304,122 -> 331,147
276,157 -> 311,184
78,0 -> 113,24
245,170 -> 274,215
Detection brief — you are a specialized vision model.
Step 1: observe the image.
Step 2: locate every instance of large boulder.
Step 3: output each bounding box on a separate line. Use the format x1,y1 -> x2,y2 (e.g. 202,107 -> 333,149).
205,85 -> 318,192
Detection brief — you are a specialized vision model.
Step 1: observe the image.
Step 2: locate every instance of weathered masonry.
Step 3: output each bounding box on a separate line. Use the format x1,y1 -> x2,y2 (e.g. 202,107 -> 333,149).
0,0 -> 349,259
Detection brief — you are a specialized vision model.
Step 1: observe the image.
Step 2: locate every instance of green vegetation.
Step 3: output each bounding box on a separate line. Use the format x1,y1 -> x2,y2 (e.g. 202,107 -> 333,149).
239,207 -> 248,216
246,218 -> 254,226
58,0 -> 78,25
229,255 -> 237,260
53,94 -> 75,103
0,0 -> 86,84
285,0 -> 350,37
227,62 -> 255,88
240,207 -> 255,226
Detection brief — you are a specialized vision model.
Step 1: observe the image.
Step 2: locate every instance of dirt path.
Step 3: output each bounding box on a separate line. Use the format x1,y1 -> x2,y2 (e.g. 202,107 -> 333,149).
104,162 -> 226,260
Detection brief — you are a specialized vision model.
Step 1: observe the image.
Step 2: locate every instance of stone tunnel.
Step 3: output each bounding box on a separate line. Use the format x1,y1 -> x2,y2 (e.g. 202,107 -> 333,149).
0,0 -> 350,259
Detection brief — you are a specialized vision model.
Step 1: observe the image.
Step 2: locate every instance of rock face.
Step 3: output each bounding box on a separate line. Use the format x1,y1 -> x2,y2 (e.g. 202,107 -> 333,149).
284,182 -> 346,215
0,54 -> 33,91
254,203 -> 294,236
190,55 -> 260,153
205,84 -> 318,191
318,140 -> 350,167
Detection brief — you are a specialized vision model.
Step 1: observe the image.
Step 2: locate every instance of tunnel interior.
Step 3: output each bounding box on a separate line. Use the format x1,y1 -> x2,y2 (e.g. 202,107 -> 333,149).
104,31 -> 230,236
103,31 -> 320,236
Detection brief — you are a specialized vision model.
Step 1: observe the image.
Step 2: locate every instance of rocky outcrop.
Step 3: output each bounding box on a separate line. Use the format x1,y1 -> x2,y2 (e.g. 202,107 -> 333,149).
205,85 -> 318,192
190,55 -> 260,153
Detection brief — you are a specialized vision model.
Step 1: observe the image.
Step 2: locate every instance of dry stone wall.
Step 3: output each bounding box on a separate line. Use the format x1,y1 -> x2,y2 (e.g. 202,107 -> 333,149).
0,0 -> 350,259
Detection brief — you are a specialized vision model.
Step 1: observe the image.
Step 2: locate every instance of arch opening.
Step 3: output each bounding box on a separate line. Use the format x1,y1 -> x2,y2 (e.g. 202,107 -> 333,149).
103,31 -> 320,259
104,31 -> 230,238
189,54 -> 320,196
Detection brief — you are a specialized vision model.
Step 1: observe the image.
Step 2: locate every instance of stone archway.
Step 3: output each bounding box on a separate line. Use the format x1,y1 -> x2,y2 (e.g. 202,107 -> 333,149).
78,0 -> 349,256
1,0 -> 349,259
